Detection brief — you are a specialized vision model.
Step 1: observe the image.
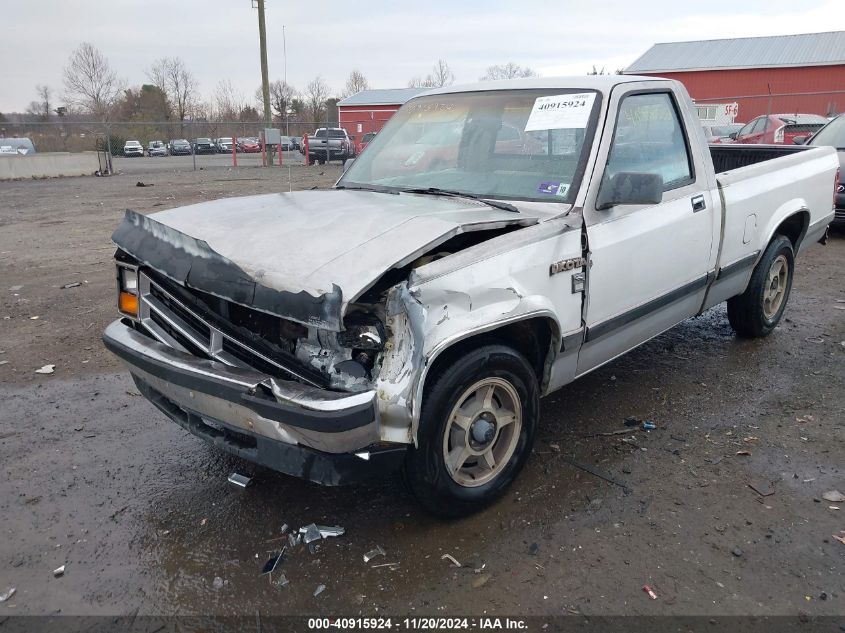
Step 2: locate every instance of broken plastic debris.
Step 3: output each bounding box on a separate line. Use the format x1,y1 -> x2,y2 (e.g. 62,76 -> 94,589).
370,562 -> 399,568
0,587 -> 15,602
363,545 -> 386,563
441,553 -> 461,567
288,533 -> 299,548
313,584 -> 326,597
35,364 -> 55,374
317,525 -> 345,538
212,576 -> 225,590
53,565 -> 65,577
641,421 -> 656,431
822,490 -> 845,503
274,573 -> 290,588
261,552 -> 284,575
227,473 -> 253,488
280,523 -> 289,534
61,282 -> 82,289
300,523 -> 322,544
643,584 -> 657,599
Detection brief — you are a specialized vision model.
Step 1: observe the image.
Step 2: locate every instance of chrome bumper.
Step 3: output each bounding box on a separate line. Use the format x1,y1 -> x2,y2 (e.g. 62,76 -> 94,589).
103,320 -> 381,455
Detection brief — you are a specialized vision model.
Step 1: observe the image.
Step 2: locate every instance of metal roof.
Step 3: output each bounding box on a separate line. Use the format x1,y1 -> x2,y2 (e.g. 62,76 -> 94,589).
337,87 -> 429,107
626,31 -> 845,73
420,74 -> 668,97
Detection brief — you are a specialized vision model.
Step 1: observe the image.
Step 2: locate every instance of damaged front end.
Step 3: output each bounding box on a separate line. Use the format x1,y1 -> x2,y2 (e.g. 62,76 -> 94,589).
104,202 -> 539,483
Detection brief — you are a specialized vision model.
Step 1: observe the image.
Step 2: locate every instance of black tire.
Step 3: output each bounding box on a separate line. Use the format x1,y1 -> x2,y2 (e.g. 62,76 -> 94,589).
403,344 -> 539,518
727,234 -> 794,338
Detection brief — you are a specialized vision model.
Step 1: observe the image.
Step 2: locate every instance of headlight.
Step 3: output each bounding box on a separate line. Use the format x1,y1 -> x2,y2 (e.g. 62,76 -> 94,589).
117,264 -> 139,318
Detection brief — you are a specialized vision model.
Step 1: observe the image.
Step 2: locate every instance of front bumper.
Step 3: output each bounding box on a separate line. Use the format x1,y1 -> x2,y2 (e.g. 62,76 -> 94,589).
103,320 -> 405,484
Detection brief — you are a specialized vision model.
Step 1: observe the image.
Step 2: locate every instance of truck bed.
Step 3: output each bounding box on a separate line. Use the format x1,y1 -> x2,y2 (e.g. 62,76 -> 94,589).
704,143 -> 837,309
709,143 -> 810,173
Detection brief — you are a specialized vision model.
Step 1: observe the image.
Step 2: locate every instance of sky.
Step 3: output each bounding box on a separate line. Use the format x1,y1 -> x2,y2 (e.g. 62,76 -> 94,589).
2,0 -> 845,113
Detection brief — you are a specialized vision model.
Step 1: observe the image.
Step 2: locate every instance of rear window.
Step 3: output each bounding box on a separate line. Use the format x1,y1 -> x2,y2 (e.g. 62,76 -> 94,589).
0,137 -> 36,155
315,129 -> 346,138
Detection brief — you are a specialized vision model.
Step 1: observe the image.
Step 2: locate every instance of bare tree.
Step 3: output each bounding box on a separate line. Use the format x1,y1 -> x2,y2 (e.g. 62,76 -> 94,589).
304,76 -> 330,123
343,70 -> 370,98
25,85 -> 53,121
430,59 -> 455,88
62,43 -> 124,120
480,63 -> 538,81
257,80 -> 297,122
148,57 -> 198,127
408,59 -> 455,88
213,79 -> 245,121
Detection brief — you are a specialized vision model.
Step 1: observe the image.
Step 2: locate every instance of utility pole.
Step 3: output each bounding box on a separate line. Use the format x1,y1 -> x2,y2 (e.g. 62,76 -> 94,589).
256,0 -> 272,129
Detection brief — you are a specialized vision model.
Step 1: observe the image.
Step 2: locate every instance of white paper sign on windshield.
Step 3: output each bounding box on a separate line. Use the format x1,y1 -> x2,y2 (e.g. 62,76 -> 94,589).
524,93 -> 596,131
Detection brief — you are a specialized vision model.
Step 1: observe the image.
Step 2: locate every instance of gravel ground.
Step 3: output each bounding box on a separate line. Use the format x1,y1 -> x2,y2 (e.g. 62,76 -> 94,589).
0,166 -> 843,622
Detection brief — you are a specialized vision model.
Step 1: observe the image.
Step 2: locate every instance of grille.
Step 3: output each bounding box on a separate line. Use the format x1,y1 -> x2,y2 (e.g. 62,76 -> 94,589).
137,271 -> 321,386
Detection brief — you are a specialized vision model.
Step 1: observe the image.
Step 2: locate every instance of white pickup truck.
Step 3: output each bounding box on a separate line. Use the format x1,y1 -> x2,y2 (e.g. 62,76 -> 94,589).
104,76 -> 838,516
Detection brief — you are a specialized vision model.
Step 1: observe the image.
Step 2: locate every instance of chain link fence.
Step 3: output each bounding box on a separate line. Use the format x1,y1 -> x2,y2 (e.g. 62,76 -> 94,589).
0,119 -> 350,175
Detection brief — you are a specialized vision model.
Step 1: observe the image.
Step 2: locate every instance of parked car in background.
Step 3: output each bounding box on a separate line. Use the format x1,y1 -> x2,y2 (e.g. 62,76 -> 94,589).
215,137 -> 234,153
123,140 -> 144,157
238,137 -> 261,153
192,138 -> 216,154
306,127 -> 353,164
0,137 -> 36,155
147,140 -> 168,157
289,136 -> 301,151
169,139 -> 192,156
277,136 -> 294,151
731,114 -> 828,145
358,131 -> 377,154
703,124 -> 742,144
799,114 -> 845,225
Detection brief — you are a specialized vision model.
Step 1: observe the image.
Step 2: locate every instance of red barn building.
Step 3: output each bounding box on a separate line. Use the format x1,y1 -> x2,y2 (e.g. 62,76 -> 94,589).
337,87 -> 428,138
625,31 -> 845,121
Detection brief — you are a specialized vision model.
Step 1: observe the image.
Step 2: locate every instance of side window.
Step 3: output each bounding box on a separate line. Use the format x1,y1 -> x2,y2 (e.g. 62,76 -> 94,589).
605,92 -> 693,192
737,121 -> 754,137
750,118 -> 766,134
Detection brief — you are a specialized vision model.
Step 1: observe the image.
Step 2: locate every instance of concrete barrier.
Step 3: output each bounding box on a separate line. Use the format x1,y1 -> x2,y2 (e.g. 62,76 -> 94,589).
0,152 -> 101,180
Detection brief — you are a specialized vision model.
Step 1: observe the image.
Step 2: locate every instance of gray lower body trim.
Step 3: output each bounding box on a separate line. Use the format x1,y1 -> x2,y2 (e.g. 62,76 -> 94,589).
716,251 -> 760,280
585,275 -> 708,342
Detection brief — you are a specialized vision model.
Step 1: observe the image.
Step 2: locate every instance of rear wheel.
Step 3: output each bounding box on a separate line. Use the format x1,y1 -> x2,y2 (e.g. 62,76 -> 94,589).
403,345 -> 539,517
727,234 -> 794,338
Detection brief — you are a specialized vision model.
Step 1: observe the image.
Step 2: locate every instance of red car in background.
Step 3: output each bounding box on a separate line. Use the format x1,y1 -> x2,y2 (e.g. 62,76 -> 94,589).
237,137 -> 261,153
731,113 -> 828,145
357,131 -> 377,155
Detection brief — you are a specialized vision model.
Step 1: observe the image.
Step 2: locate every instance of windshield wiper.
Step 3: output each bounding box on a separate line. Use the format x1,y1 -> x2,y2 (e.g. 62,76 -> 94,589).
400,187 -> 519,213
335,184 -> 399,195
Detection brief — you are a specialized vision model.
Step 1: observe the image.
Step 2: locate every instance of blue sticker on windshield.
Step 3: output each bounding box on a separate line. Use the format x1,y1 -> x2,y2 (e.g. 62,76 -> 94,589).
538,181 -> 561,195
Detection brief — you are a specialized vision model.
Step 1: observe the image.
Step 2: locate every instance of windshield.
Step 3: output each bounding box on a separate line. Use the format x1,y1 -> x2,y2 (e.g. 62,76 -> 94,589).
339,89 -> 599,203
809,116 -> 845,149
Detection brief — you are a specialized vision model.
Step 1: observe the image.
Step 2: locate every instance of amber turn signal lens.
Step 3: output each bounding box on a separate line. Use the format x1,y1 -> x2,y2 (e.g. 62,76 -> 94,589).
119,291 -> 139,317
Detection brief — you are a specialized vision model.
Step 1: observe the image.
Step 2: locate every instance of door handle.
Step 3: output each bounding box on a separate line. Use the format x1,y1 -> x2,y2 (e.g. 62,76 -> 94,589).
691,195 -> 706,212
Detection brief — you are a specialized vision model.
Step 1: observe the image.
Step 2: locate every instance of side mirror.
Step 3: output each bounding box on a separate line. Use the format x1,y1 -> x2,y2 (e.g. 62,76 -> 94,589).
596,172 -> 663,210
343,158 -> 355,173
792,136 -> 808,145
729,132 -> 738,140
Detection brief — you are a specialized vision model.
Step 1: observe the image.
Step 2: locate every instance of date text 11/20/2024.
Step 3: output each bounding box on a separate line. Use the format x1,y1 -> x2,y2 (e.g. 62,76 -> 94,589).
307,617 -> 528,630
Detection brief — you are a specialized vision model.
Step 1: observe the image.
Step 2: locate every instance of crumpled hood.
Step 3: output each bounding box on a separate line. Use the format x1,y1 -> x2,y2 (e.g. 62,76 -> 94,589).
112,189 -> 539,330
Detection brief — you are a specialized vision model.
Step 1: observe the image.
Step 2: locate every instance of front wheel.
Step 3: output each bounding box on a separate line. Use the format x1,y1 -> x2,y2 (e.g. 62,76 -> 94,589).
727,234 -> 795,338
403,345 -> 539,517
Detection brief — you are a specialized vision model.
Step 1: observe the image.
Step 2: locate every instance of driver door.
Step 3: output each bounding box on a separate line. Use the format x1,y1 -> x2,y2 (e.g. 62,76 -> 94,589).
577,87 -> 717,375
